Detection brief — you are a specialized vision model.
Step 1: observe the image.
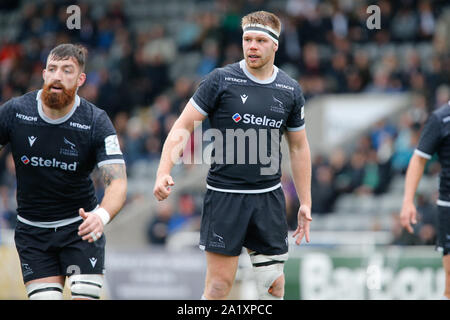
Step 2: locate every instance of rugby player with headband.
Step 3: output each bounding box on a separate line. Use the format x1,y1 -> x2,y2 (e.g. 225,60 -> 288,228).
242,23 -> 280,45
153,11 -> 312,299
154,11 -> 312,300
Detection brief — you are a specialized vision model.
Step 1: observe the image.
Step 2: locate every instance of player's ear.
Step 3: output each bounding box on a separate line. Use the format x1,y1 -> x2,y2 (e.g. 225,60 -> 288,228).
273,42 -> 278,53
42,68 -> 46,81
77,72 -> 86,87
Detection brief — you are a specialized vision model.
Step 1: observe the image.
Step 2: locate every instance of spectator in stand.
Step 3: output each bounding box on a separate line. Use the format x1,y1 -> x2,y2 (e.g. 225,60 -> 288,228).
167,194 -> 200,234
392,113 -> 417,174
415,193 -> 439,246
0,152 -> 16,228
147,200 -> 173,245
311,164 -> 337,214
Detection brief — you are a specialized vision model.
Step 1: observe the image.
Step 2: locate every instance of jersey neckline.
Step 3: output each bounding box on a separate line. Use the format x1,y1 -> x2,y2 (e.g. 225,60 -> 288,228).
239,59 -> 278,84
36,89 -> 81,125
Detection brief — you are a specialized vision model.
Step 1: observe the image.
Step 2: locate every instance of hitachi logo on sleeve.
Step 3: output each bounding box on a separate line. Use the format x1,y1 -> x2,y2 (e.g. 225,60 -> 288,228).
241,113 -> 283,128
70,122 -> 91,130
22,155 -> 78,171
16,113 -> 37,121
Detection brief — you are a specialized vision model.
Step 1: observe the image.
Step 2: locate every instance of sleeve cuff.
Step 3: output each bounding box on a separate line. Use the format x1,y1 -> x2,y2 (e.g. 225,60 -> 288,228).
287,124 -> 306,132
414,149 -> 432,159
97,159 -> 126,168
189,97 -> 208,116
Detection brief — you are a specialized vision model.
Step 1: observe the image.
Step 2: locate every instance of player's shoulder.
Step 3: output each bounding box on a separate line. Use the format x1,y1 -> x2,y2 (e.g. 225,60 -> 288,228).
275,67 -> 302,91
274,68 -> 305,105
432,101 -> 450,121
78,97 -> 109,120
215,61 -> 248,78
77,98 -> 116,137
1,90 -> 38,111
199,62 -> 245,89
221,61 -> 242,74
18,90 -> 40,103
208,62 -> 241,78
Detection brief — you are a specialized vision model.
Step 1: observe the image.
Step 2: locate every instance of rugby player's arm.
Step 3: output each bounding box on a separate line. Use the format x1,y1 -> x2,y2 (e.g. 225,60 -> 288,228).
154,102 -> 206,200
98,162 -> 127,220
400,153 -> 428,233
286,129 -> 312,209
79,163 -> 127,241
286,129 -> 312,244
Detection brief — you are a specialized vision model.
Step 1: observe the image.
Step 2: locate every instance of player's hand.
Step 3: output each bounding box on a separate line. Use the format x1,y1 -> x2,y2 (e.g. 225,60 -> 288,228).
153,174 -> 175,201
293,204 -> 312,245
400,202 -> 417,234
78,208 -> 104,242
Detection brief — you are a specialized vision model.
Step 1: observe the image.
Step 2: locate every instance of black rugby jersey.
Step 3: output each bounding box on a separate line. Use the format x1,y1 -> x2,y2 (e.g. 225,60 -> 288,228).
0,90 -> 124,222
190,60 -> 305,192
415,101 -> 450,202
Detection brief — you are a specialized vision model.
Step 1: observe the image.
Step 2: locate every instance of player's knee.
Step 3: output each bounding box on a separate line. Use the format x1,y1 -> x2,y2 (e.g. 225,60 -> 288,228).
250,251 -> 288,300
26,282 -> 63,300
268,274 -> 285,298
205,277 -> 233,299
68,274 -> 103,300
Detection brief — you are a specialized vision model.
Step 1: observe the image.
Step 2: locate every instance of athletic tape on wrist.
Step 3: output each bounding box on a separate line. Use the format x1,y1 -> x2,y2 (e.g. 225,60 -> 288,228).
94,207 -> 111,226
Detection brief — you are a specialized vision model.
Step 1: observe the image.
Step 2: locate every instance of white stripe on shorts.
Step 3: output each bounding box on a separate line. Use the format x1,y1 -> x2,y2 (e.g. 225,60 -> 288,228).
17,205 -> 99,228
17,215 -> 83,228
206,183 -> 281,194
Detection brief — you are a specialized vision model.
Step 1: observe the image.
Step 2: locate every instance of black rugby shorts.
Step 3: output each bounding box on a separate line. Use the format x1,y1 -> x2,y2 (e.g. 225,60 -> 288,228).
199,187 -> 289,256
437,205 -> 450,256
14,219 -> 105,283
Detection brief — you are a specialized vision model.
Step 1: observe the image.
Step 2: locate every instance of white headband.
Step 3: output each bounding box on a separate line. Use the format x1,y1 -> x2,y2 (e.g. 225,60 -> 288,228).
242,23 -> 280,44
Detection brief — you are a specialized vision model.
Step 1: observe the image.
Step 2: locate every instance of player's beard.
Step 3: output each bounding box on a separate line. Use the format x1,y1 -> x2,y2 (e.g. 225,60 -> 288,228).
41,81 -> 77,110
245,51 -> 273,70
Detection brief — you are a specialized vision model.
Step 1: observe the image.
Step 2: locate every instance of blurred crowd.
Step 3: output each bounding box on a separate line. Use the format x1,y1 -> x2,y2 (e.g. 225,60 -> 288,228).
0,0 -> 449,247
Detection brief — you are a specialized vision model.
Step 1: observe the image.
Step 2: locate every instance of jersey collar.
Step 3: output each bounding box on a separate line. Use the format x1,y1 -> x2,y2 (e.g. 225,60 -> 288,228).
36,89 -> 80,124
239,59 -> 278,84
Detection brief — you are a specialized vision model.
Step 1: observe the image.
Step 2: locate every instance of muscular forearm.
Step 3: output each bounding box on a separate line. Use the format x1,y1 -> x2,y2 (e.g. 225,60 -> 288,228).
289,140 -> 312,208
98,163 -> 127,221
403,153 -> 427,204
157,121 -> 191,177
100,178 -> 127,219
157,103 -> 205,178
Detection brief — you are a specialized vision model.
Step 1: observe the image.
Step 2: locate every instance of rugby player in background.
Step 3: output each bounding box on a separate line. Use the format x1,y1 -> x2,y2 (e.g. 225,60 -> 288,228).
0,44 -> 127,299
401,101 -> 450,300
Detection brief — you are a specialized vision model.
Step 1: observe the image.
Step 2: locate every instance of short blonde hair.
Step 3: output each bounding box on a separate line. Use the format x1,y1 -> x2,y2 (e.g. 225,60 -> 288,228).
241,11 -> 281,35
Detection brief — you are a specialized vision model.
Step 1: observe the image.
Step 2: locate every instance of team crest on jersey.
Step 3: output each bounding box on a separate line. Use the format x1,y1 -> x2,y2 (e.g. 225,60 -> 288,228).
60,137 -> 78,157
232,113 -> 242,123
270,96 -> 285,114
